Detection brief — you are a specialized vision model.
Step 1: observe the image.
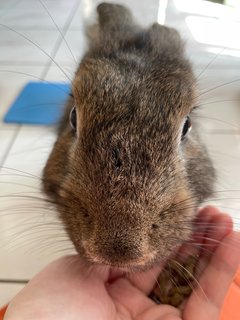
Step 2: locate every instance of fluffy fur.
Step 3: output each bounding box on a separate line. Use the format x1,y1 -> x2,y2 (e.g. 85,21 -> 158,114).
42,3 -> 215,271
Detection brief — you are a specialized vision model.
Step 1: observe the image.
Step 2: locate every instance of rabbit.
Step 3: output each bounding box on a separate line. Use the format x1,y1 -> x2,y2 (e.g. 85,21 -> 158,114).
42,2 -> 216,272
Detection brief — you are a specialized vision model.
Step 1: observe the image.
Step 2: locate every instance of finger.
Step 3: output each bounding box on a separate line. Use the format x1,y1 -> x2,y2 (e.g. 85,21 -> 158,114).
197,212 -> 233,277
183,231 -> 240,320
193,206 -> 226,247
5,256 -> 112,320
176,206 -> 222,261
194,206 -> 221,243
195,205 -> 220,223
127,264 -> 164,294
180,208 -> 233,279
128,206 -> 230,294
108,278 -> 181,319
123,207 -> 232,300
108,277 -> 155,318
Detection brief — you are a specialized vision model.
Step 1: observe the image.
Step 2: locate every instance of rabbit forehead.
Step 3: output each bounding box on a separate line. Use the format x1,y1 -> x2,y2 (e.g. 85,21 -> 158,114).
73,56 -> 195,120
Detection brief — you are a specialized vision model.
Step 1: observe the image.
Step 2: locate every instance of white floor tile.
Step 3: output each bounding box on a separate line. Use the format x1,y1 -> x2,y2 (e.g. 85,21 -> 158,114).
165,0 -> 240,132
69,0 -> 160,29
0,0 -> 19,18
0,127 -> 75,279
0,0 -> 239,282
201,132 -> 240,228
196,68 -> 240,100
0,30 -> 61,64
0,210 -> 74,279
0,66 -> 45,124
66,0 -> 88,29
0,129 -> 17,165
0,66 -> 46,161
0,0 -> 77,29
0,283 -> 25,307
53,29 -> 87,66
194,99 -> 240,133
54,0 -> 165,67
44,65 -> 75,83
0,127 -> 57,198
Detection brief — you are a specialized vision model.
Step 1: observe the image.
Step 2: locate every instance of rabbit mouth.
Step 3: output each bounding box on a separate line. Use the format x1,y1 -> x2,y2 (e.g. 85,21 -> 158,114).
97,260 -> 160,273
81,245 -> 162,272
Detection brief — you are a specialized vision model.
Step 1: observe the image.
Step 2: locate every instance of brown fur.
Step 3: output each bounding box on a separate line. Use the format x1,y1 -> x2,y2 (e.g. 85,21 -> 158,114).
42,3 -> 215,271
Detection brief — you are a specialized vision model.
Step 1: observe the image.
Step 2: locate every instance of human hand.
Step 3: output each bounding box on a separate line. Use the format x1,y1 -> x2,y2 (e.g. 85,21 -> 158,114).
4,206 -> 240,320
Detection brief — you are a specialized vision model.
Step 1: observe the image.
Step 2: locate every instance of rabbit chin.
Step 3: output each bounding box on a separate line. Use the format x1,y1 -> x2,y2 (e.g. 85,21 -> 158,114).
89,257 -> 161,273
79,244 -> 173,272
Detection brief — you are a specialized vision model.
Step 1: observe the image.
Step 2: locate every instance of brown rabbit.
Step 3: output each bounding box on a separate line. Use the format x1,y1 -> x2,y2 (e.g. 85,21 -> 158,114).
42,3 -> 215,271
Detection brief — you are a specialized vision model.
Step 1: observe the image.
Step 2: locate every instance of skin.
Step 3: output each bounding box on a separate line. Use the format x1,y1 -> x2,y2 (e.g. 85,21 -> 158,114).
4,206 -> 240,320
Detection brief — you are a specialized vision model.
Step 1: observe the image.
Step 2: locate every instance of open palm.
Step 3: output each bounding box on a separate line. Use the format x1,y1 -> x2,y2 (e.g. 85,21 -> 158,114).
5,207 -> 240,320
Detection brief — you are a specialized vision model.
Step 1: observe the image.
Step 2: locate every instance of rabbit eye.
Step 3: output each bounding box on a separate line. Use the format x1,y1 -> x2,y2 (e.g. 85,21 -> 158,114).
69,106 -> 77,131
181,116 -> 191,140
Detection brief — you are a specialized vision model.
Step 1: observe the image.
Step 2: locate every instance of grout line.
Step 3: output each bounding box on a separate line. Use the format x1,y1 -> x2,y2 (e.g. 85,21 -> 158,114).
0,27 -> 84,32
203,130 -> 240,135
0,62 -> 76,67
0,279 -> 28,284
0,62 -> 50,66
41,0 -> 80,80
0,27 -> 80,31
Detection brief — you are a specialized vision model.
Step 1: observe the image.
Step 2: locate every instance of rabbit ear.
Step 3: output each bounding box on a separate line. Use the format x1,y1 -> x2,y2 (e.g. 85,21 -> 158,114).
97,3 -> 134,31
148,23 -> 184,57
87,3 -> 137,52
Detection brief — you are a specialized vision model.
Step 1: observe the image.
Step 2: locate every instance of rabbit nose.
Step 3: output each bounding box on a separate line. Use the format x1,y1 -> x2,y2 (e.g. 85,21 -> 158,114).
111,242 -> 132,257
99,239 -> 142,263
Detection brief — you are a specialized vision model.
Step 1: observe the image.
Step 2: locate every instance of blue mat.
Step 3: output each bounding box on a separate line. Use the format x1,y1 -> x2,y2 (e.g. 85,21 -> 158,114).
4,81 -> 71,125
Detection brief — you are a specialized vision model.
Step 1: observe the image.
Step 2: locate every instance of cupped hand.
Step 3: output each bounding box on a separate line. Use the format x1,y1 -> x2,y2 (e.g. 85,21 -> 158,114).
4,206 -> 240,320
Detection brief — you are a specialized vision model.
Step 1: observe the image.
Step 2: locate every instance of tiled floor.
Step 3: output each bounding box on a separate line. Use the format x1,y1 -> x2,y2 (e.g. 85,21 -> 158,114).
0,0 -> 240,307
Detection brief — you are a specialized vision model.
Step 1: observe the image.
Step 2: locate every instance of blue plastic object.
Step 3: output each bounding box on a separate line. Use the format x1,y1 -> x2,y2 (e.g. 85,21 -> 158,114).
4,81 -> 71,125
